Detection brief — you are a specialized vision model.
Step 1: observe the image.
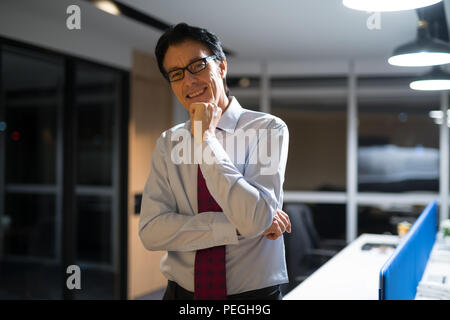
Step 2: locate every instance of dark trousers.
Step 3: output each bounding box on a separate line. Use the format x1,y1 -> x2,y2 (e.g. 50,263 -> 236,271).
162,280 -> 282,300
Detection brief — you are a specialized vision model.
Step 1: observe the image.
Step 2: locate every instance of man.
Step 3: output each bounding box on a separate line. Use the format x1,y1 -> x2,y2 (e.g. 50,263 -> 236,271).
139,23 -> 290,300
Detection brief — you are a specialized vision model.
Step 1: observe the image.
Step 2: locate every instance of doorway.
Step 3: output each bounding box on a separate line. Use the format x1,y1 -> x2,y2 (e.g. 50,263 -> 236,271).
0,39 -> 128,299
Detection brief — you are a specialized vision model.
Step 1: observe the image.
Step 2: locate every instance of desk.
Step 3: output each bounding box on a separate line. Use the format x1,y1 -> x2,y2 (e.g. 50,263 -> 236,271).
415,239 -> 450,300
283,233 -> 399,300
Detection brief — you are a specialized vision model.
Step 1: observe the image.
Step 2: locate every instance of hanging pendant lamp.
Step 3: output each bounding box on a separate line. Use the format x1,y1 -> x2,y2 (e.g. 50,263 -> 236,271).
343,0 -> 442,12
410,66 -> 450,90
388,20 -> 450,67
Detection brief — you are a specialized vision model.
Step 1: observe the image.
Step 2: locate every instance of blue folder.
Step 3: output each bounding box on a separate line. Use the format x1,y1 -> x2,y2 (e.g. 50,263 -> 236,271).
379,201 -> 438,300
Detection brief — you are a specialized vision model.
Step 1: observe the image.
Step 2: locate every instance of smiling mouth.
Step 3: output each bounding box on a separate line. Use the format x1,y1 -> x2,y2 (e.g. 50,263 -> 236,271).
186,87 -> 207,99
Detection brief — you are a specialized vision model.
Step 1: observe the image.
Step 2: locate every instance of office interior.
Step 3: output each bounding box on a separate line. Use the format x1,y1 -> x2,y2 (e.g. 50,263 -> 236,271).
0,0 -> 449,300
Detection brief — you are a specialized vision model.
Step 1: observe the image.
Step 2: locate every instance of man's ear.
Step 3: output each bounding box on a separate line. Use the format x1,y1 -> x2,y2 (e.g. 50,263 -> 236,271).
219,59 -> 227,79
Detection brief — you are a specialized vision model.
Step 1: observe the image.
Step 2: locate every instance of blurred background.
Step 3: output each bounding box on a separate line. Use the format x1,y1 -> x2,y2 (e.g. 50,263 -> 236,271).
0,0 -> 449,299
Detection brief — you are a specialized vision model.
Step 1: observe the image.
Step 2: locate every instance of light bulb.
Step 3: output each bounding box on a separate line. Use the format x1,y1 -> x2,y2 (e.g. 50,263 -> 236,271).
410,79 -> 450,90
389,52 -> 450,67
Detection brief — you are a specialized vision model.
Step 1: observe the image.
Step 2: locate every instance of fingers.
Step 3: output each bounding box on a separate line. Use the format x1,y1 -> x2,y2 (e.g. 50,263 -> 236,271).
273,215 -> 284,234
189,102 -> 204,118
190,103 -> 208,144
190,102 -> 220,119
274,218 -> 283,236
264,209 -> 292,240
190,103 -> 202,136
264,219 -> 282,240
189,102 -> 222,140
277,209 -> 291,233
273,209 -> 290,234
266,233 -> 279,240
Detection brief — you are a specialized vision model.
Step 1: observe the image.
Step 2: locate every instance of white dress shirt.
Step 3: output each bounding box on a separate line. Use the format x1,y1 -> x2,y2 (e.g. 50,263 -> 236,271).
139,97 -> 289,295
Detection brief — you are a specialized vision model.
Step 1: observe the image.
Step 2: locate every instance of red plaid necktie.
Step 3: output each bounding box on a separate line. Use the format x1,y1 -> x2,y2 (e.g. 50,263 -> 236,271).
194,166 -> 227,300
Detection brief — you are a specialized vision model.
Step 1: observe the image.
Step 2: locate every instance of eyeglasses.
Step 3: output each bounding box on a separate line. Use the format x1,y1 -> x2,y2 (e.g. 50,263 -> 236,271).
166,55 -> 217,82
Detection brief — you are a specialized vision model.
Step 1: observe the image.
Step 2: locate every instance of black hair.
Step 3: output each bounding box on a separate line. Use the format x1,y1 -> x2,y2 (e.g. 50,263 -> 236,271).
155,22 -> 230,96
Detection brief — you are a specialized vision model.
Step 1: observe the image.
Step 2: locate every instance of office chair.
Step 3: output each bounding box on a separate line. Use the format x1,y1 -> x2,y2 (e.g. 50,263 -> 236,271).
281,204 -> 344,295
301,204 -> 347,252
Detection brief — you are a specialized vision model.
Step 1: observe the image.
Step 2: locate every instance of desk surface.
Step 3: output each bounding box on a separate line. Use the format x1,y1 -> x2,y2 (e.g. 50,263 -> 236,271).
283,233 -> 399,300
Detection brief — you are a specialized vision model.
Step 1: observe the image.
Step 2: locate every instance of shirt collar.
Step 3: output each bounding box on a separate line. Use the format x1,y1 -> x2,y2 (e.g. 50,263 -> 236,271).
216,96 -> 243,134
184,96 -> 243,134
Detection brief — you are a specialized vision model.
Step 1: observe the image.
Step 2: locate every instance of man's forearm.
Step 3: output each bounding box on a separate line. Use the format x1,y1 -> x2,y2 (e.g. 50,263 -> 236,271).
199,125 -> 288,238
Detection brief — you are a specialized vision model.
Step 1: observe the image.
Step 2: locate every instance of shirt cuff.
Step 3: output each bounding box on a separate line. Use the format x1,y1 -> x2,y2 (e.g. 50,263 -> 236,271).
212,213 -> 239,245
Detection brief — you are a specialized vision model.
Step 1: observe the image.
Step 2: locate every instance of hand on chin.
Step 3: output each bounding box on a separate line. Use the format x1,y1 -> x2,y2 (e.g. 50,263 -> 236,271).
189,100 -> 221,145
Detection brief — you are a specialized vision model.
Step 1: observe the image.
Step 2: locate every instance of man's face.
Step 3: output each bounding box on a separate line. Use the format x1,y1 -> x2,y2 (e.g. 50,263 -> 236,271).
163,39 -> 228,112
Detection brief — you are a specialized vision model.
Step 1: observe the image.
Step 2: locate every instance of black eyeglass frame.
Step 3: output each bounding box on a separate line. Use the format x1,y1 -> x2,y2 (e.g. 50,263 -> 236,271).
165,55 -> 217,82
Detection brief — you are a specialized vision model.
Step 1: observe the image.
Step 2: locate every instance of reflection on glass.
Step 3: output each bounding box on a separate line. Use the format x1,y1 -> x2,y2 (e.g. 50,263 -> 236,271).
0,46 -> 63,299
0,193 -> 61,299
234,96 -> 260,111
271,76 -> 347,88
227,76 -> 260,89
273,99 -> 347,191
76,195 -> 111,264
75,195 -> 114,299
73,265 -> 114,300
1,45 -> 124,299
4,193 -> 56,257
358,94 -> 439,192
73,62 -> 119,299
75,63 -> 118,186
357,204 -> 425,236
283,202 -> 346,243
3,48 -> 60,184
310,203 -> 346,242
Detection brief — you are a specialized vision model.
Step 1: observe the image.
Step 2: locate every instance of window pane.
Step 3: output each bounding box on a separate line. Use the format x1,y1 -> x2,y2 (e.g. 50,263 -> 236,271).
73,266 -> 114,300
75,195 -> 114,299
227,76 -> 260,89
1,45 -> 63,300
273,98 -> 347,191
283,202 -> 346,243
0,260 -> 62,299
309,203 -> 346,242
358,204 -> 424,236
227,76 -> 260,111
2,47 -> 61,184
75,63 -> 119,186
1,194 -> 61,298
3,193 -> 56,257
234,95 -> 260,111
76,195 -> 112,264
358,93 -> 440,192
271,76 -> 347,88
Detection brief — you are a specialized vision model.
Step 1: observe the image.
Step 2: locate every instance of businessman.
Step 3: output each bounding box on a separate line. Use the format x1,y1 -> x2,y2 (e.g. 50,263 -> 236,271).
139,23 -> 290,300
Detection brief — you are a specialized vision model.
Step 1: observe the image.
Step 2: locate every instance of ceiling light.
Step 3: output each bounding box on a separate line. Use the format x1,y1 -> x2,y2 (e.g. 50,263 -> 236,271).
428,110 -> 445,119
239,78 -> 251,88
343,0 -> 442,12
410,66 -> 450,90
94,0 -> 120,16
431,117 -> 450,126
388,20 -> 450,67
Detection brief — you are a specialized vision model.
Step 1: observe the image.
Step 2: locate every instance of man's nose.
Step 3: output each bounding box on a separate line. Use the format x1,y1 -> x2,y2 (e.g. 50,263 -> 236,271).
183,69 -> 198,84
